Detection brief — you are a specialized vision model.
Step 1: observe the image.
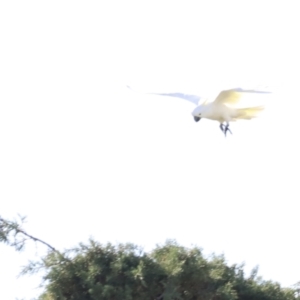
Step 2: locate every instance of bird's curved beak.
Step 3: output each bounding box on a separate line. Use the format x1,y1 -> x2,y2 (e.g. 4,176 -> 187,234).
194,116 -> 201,122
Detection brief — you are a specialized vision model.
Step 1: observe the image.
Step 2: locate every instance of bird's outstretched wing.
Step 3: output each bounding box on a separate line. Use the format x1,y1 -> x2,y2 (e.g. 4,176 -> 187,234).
147,92 -> 203,105
214,88 -> 271,106
127,85 -> 271,107
126,86 -> 203,105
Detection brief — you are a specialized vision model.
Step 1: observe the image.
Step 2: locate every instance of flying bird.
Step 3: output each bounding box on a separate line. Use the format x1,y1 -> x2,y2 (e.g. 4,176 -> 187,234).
127,86 -> 270,136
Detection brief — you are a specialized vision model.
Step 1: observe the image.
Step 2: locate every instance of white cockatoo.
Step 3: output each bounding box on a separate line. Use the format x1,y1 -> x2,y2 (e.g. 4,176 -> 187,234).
127,86 -> 271,136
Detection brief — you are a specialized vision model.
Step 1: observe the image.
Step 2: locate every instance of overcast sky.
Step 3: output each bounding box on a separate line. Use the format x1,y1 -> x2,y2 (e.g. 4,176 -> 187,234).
1,1 -> 300,299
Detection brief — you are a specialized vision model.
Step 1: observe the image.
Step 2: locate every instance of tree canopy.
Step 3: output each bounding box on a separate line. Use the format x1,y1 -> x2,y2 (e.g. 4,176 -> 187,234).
1,215 -> 299,300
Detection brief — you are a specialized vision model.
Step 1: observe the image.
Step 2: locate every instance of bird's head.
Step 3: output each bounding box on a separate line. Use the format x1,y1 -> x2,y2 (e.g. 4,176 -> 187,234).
192,105 -> 204,122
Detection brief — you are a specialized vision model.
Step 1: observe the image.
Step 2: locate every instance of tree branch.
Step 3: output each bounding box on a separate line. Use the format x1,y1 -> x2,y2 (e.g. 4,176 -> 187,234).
0,215 -> 59,254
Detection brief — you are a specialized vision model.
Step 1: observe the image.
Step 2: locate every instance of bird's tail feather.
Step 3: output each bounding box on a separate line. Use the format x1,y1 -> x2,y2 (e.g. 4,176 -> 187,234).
235,106 -> 264,120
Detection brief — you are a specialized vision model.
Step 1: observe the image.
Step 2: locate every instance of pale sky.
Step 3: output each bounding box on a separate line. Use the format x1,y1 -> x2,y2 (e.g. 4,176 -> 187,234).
1,1 -> 300,299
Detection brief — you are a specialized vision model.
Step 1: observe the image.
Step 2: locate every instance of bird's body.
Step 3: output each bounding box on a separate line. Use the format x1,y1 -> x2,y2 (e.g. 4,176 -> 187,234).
190,88 -> 267,135
127,85 -> 270,136
193,102 -> 264,122
193,102 -> 232,122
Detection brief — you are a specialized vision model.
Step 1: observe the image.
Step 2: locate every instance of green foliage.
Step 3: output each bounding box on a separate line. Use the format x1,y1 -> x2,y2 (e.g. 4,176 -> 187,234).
36,240 -> 298,300
1,216 -> 299,299
37,241 -> 166,300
